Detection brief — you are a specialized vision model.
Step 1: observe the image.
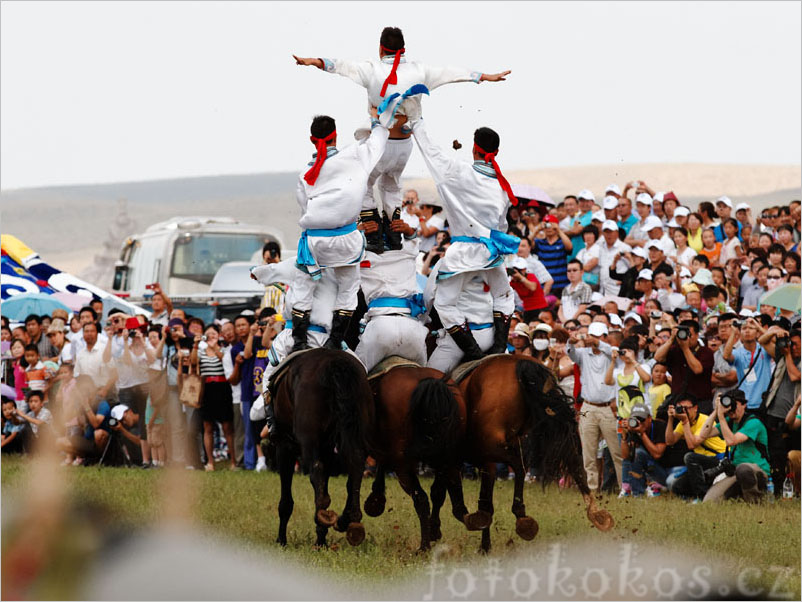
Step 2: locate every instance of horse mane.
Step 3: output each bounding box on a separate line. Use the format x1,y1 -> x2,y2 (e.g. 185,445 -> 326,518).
515,360 -> 588,493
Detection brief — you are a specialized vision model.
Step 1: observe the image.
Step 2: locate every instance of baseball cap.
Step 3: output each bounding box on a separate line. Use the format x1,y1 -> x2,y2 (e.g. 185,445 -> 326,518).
167,318 -> 186,329
735,202 -> 751,212
673,206 -> 690,217
533,323 -> 553,334
509,256 -> 528,270
512,323 -> 531,339
653,192 -> 665,204
623,312 -> 643,325
51,309 -> 70,322
46,319 -> 68,335
577,189 -> 596,202
605,183 -> 622,196
663,191 -> 679,203
716,195 -> 733,208
635,193 -> 653,206
111,404 -> 129,421
591,210 -> 605,222
642,216 -> 664,232
631,247 -> 649,260
630,403 -> 651,421
667,218 -> 680,228
420,198 -> 443,208
603,196 -> 618,210
644,240 -> 663,252
543,214 -> 559,224
602,220 -> 619,232
637,269 -> 654,281
587,322 -> 608,337
609,313 -> 623,327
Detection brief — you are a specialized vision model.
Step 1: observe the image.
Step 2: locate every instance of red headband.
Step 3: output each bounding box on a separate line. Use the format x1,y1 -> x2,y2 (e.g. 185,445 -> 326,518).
474,143 -> 518,206
304,130 -> 337,186
379,46 -> 405,98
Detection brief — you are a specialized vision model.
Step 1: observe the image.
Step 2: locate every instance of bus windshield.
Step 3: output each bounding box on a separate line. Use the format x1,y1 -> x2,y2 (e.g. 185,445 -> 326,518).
170,233 -> 268,284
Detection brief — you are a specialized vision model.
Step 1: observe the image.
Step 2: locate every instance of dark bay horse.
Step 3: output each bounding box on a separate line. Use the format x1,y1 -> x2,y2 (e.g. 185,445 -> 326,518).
363,365 -> 480,551
447,355 -> 614,553
271,348 -> 374,548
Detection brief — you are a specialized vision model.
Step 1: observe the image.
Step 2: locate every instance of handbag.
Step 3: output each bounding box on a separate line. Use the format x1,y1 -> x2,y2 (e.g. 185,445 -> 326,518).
179,361 -> 203,408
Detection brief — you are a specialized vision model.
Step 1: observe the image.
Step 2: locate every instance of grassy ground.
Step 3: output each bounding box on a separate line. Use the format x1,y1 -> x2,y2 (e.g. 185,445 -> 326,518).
2,456 -> 800,599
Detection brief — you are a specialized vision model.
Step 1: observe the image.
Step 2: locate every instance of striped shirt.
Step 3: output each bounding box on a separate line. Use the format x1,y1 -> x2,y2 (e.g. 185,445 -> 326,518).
198,352 -> 225,377
533,237 -> 569,291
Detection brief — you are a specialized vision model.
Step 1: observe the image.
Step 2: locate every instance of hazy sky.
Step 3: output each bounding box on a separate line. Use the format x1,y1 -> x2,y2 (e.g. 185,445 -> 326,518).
1,1 -> 800,190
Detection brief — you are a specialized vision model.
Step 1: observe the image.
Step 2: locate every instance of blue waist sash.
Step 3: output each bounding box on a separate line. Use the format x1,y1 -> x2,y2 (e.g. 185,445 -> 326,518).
367,294 -> 425,318
284,320 -> 327,334
450,229 -> 521,258
296,222 -> 359,279
468,322 -> 493,331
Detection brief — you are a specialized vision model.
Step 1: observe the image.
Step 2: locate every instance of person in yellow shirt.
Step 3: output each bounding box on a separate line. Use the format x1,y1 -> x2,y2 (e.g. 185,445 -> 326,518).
664,394 -> 726,498
647,362 -> 672,417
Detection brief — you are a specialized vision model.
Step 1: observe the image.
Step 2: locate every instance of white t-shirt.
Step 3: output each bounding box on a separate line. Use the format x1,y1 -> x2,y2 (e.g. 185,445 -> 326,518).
670,246 -> 697,267
419,214 -> 446,253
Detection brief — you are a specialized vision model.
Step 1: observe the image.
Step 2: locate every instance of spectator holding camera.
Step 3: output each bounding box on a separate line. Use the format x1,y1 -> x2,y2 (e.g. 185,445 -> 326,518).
758,324 -> 801,494
620,402 -> 670,496
654,319 -> 715,414
664,394 -> 727,499
697,389 -> 771,503
508,257 -> 547,323
108,404 -> 144,465
722,317 -> 772,411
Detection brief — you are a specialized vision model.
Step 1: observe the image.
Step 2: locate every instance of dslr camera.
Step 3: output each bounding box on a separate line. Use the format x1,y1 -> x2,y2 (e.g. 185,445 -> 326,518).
676,325 -> 691,341
775,335 -> 790,356
703,458 -> 735,482
627,415 -> 645,429
673,404 -> 685,415
108,417 -> 119,428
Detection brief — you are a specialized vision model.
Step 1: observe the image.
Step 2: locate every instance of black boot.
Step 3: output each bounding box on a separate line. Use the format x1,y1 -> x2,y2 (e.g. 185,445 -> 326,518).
448,324 -> 485,363
485,311 -> 511,355
265,394 -> 277,437
361,208 -> 384,254
290,309 -> 311,353
324,310 -> 353,350
383,207 -> 403,251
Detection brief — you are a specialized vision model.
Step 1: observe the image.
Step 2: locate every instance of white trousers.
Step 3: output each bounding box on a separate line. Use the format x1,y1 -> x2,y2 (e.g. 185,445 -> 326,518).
433,266 -> 514,329
427,327 -> 495,374
361,137 -> 413,216
355,315 -> 428,373
292,264 -> 360,313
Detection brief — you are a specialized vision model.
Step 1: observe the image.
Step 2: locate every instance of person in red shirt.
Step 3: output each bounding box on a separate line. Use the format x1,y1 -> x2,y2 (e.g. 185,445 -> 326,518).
508,257 -> 547,322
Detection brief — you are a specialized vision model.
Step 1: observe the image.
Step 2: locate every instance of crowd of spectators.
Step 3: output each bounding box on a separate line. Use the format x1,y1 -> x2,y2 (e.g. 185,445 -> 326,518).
2,184 -> 800,503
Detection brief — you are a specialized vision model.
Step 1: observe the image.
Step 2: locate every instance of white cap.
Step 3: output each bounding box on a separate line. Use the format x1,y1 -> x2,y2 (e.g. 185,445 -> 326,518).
739,308 -> 755,317
605,183 -> 622,196
588,322 -> 609,337
653,192 -> 665,204
509,256 -> 528,270
673,206 -> 690,217
420,198 -> 443,208
735,202 -> 751,212
609,313 -> 624,327
578,189 -> 596,202
691,268 -> 714,286
637,269 -> 654,280
111,404 -> 129,421
642,216 -> 664,232
715,195 -> 733,208
623,312 -> 643,325
635,192 -> 653,206
602,220 -> 619,232
680,266 -> 692,278
533,323 -> 553,334
645,240 -> 663,252
591,210 -> 605,222
603,196 -> 619,210
590,292 -> 603,303
631,247 -> 649,260
667,218 -> 680,228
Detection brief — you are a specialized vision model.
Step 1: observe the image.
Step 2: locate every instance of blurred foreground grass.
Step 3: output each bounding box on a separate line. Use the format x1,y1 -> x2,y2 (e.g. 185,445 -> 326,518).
2,455 -> 799,598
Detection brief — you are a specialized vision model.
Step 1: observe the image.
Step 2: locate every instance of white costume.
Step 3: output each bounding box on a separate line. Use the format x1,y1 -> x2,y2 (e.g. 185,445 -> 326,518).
294,121 -> 389,312
321,55 -> 482,216
355,238 -> 428,372
411,119 -> 516,329
425,263 -> 495,374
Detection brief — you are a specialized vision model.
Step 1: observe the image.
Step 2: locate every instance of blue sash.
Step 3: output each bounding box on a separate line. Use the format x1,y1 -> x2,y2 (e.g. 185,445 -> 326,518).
450,229 -> 521,258
296,222 -> 359,280
368,294 -> 425,318
283,321 -> 327,334
468,322 -> 493,331
377,84 -> 430,123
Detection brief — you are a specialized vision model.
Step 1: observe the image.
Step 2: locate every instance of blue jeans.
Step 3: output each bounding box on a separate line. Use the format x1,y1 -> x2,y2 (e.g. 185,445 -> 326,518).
626,446 -> 669,496
241,397 -> 256,470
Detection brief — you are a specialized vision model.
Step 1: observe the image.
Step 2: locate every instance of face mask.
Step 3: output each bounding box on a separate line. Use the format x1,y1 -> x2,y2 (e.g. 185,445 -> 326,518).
533,339 -> 550,351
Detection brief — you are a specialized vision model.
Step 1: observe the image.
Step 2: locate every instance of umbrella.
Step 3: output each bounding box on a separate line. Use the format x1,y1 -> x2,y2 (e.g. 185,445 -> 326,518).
51,291 -> 93,312
510,184 -> 554,207
1,292 -> 72,322
759,283 -> 801,313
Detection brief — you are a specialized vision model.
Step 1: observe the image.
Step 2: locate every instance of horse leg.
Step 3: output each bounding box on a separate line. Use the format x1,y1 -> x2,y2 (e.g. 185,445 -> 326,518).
445,465 -> 471,525
429,470 -> 447,542
509,455 -> 538,541
364,464 -> 387,517
465,462 -> 495,533
310,457 -> 337,546
397,467 -> 432,552
276,443 -> 296,546
335,460 -> 366,546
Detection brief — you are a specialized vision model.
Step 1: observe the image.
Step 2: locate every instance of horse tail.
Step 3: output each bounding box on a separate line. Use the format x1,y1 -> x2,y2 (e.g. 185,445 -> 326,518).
515,360 -> 586,491
407,377 -> 462,467
320,356 -> 366,466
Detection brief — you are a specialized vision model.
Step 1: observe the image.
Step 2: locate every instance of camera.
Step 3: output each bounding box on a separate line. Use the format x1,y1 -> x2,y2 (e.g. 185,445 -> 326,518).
108,417 -> 119,428
775,335 -> 790,356
719,393 -> 735,411
201,335 -> 207,342
703,458 -> 735,482
436,245 -> 446,253
732,320 -> 742,329
627,416 -> 644,429
258,320 -> 269,326
650,310 -> 662,319
676,326 -> 690,341
673,404 -> 685,415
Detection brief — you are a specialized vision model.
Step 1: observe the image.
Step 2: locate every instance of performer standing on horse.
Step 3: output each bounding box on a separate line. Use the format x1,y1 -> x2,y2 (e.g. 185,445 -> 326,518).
293,26 -> 510,254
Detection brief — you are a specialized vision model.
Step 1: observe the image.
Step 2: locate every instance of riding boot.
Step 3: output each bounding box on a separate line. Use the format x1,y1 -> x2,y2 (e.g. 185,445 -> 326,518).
383,207 -> 403,251
360,208 -> 384,254
290,309 -> 311,353
485,311 -> 511,355
264,394 -> 277,437
448,324 -> 485,363
324,310 -> 353,350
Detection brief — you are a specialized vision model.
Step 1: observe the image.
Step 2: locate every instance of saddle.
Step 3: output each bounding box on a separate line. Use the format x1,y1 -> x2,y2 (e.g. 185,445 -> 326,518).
367,355 -> 421,382
449,353 -> 508,384
266,349 -> 313,396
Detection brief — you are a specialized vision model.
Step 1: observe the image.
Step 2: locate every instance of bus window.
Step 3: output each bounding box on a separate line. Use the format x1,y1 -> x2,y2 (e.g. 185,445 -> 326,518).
170,233 -> 268,284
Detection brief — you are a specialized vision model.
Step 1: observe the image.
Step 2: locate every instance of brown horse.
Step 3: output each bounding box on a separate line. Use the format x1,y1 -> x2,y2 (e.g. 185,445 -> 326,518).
444,355 -> 614,553
271,348 -> 374,548
362,365 -> 480,551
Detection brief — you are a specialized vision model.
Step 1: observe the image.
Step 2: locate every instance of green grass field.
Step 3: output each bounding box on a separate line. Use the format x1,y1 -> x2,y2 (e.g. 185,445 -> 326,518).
2,456 -> 800,599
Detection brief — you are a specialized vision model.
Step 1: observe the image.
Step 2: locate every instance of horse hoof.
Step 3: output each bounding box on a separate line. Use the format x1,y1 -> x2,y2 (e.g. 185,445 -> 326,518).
364,493 -> 386,517
430,526 -> 442,541
316,509 -> 338,527
515,516 -> 539,541
588,507 -> 615,531
346,522 -> 366,546
464,511 -> 493,531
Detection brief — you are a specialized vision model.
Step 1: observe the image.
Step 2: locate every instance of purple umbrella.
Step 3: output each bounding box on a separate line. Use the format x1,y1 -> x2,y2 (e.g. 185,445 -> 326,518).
510,184 -> 555,207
